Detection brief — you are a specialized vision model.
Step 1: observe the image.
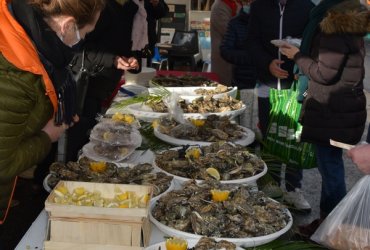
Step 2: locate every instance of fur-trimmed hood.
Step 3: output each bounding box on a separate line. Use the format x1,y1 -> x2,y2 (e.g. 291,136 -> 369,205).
320,0 -> 370,34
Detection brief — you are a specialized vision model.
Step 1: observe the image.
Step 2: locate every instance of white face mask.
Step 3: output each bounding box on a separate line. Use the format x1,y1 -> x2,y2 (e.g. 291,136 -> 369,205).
59,24 -> 81,47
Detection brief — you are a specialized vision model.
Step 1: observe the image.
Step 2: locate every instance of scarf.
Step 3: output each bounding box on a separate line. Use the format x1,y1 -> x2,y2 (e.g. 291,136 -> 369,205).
296,0 -> 345,102
222,0 -> 242,16
131,0 -> 148,51
11,0 -> 78,125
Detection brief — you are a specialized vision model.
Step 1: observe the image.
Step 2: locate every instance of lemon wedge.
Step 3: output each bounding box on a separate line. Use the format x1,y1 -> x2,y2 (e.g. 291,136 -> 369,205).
165,237 -> 188,250
185,147 -> 201,160
210,189 -> 230,202
112,112 -> 124,121
152,119 -> 159,129
206,167 -> 221,180
73,187 -> 86,196
55,185 -> 69,197
116,192 -> 128,201
191,119 -> 205,127
89,161 -> 107,173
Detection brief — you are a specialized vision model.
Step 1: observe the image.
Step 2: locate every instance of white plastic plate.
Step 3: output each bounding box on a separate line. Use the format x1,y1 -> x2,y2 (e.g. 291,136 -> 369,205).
153,125 -> 255,147
149,200 -> 293,247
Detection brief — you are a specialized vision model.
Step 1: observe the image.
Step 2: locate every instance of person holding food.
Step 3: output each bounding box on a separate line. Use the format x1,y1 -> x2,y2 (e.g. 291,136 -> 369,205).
0,0 -> 106,223
280,0 -> 368,237
246,0 -> 314,212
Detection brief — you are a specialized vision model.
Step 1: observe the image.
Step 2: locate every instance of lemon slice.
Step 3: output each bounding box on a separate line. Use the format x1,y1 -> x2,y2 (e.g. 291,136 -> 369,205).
55,185 -> 69,196
89,161 -> 107,173
210,189 -> 230,202
116,192 -> 128,201
73,187 -> 86,196
206,167 -> 220,180
185,147 -> 201,160
122,114 -> 135,124
191,119 -> 205,127
112,112 -> 124,121
165,237 -> 188,250
152,119 -> 159,129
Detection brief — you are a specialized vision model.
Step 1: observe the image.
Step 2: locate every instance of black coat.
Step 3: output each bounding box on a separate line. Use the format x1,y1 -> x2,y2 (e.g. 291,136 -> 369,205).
220,9 -> 256,89
70,0 -> 140,106
246,0 -> 314,89
145,0 -> 169,55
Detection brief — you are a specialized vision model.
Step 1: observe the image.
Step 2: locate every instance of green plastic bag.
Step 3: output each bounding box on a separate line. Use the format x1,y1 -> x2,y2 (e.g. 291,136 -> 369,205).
263,82 -> 316,169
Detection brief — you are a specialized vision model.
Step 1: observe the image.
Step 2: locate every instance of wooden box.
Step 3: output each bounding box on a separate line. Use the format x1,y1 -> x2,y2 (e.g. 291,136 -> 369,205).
44,181 -> 152,248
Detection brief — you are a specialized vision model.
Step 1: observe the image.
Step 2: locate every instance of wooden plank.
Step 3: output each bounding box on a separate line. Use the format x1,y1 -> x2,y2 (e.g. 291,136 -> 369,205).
44,241 -> 143,250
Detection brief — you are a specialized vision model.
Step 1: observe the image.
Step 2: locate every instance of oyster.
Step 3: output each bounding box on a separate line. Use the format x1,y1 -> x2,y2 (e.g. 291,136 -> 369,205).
47,157 -> 173,197
148,95 -> 243,114
151,74 -> 217,87
157,115 -> 247,143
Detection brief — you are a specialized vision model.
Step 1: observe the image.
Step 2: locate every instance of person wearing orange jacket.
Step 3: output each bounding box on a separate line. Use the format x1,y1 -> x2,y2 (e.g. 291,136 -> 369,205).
0,0 -> 105,223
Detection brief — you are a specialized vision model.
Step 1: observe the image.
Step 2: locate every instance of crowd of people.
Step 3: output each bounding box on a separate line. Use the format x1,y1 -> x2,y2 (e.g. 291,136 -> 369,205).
0,0 -> 369,247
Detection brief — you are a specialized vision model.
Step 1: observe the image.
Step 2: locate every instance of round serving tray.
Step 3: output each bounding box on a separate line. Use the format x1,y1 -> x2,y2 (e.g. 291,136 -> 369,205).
153,125 -> 255,147
145,239 -> 244,250
149,200 -> 293,247
153,146 -> 267,185
148,86 -> 238,101
121,102 -> 246,122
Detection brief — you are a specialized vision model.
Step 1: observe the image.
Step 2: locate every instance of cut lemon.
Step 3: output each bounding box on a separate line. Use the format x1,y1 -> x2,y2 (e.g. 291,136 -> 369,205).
185,147 -> 201,160
73,187 -> 86,196
165,237 -> 188,250
116,192 -> 128,201
112,112 -> 124,121
191,119 -> 205,127
139,194 -> 150,207
152,119 -> 159,129
210,189 -> 230,202
55,185 -> 69,196
122,114 -> 135,124
206,167 -> 220,180
89,161 -> 107,173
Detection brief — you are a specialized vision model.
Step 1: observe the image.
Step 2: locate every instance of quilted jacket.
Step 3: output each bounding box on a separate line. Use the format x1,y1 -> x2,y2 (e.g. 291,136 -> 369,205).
0,0 -> 56,222
295,0 -> 370,145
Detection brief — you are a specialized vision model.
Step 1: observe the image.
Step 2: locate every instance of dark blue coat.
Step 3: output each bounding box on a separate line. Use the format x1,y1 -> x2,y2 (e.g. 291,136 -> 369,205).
220,9 -> 256,90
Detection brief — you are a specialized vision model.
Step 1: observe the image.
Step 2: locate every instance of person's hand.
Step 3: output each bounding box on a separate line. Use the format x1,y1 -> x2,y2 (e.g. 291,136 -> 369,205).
269,59 -> 289,79
42,118 -> 68,142
150,0 -> 159,6
115,56 -> 139,70
280,44 -> 300,60
347,144 -> 370,174
127,57 -> 139,70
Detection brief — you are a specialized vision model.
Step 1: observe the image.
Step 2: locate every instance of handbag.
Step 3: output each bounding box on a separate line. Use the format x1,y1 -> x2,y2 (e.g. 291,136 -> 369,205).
262,81 -> 316,169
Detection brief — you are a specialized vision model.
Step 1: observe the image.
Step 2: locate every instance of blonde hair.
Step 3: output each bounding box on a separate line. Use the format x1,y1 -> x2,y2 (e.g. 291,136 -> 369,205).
28,0 -> 106,27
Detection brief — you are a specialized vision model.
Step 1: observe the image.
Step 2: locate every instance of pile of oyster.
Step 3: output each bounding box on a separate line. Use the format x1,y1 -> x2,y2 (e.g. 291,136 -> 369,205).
194,84 -> 230,96
148,95 -> 244,113
151,74 -> 218,87
47,157 -> 173,197
152,180 -> 291,238
155,142 -> 265,181
190,237 -> 236,250
157,115 -> 247,142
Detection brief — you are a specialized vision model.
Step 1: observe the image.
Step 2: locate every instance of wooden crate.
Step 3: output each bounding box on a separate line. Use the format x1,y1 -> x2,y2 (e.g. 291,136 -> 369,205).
45,181 -> 152,247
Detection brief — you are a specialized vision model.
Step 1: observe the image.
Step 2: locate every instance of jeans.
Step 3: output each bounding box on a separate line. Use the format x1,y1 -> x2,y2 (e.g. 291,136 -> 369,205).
315,144 -> 346,216
258,97 -> 303,191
